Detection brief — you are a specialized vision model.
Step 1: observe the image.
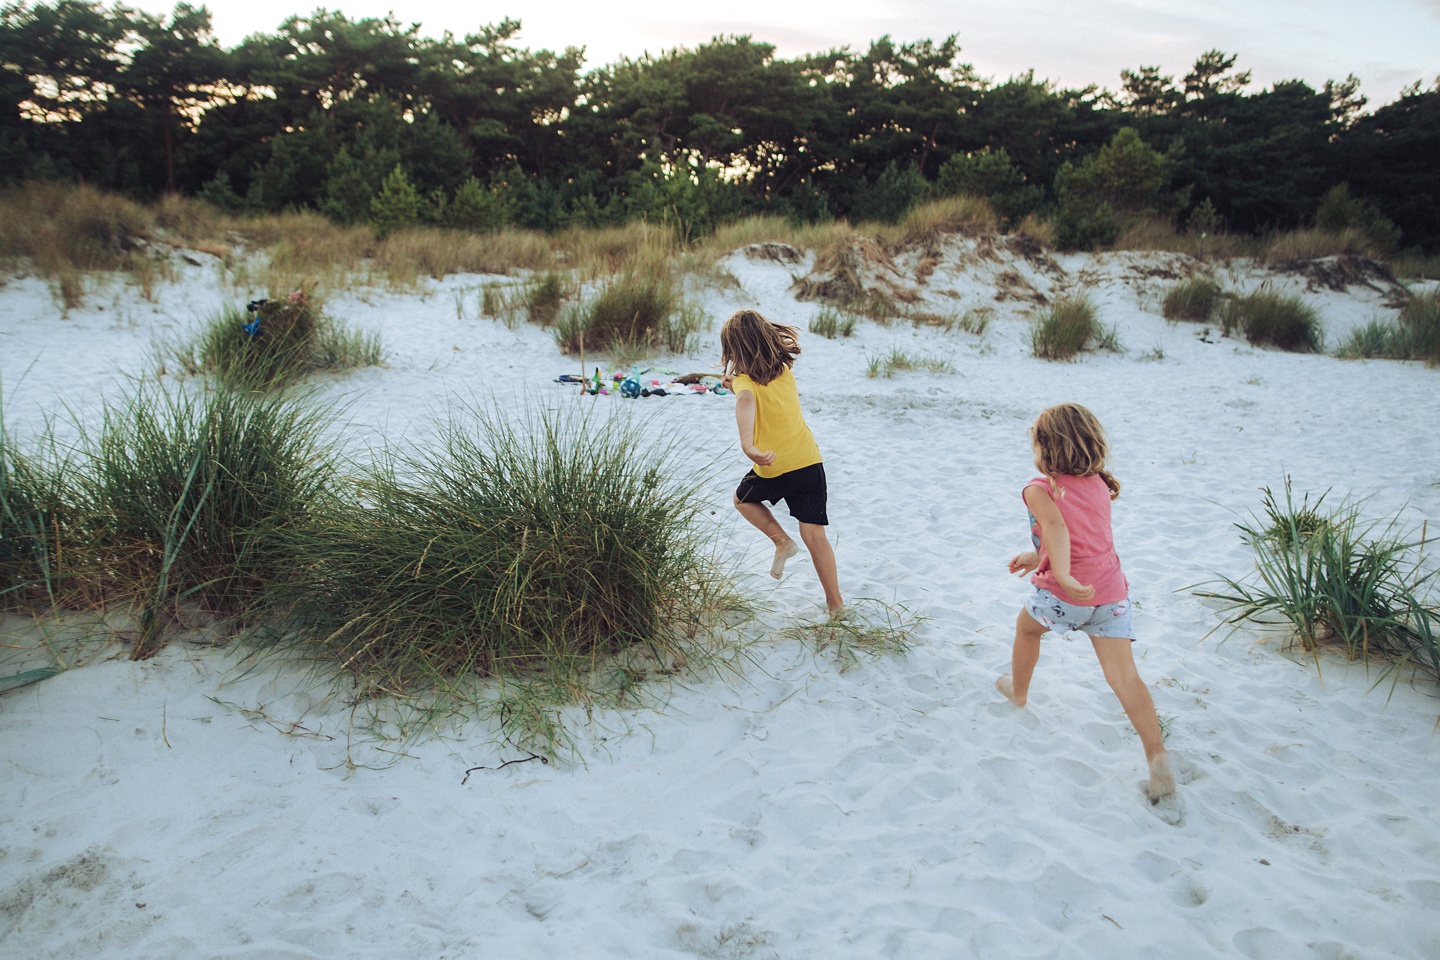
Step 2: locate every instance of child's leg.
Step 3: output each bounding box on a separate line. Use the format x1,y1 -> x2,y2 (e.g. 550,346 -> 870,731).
1090,636 -> 1175,799
733,494 -> 799,579
997,608 -> 1046,706
797,521 -> 843,613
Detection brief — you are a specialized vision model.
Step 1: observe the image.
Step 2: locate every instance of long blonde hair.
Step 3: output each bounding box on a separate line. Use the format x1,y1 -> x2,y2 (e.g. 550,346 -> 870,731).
719,309 -> 800,385
1031,403 -> 1121,500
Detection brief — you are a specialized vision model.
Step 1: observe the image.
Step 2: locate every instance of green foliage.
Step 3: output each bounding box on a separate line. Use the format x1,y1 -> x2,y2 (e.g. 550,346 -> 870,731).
865,349 -> 955,378
268,403 -> 742,746
1219,288 -> 1322,352
369,165 -> 424,237
1031,295 -> 1102,359
934,147 -> 1042,224
1053,127 -> 1184,250
809,307 -> 857,339
1199,482 -> 1440,682
1336,289 -> 1440,364
0,416 -> 69,606
555,271 -> 680,355
445,176 -> 510,232
524,272 -> 568,326
176,292 -> 382,389
1314,183 -> 1401,256
849,162 -> 931,225
1162,277 -> 1223,322
81,385 -> 339,656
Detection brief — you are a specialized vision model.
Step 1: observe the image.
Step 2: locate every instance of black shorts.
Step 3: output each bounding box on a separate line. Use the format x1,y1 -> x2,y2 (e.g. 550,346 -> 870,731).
735,462 -> 829,526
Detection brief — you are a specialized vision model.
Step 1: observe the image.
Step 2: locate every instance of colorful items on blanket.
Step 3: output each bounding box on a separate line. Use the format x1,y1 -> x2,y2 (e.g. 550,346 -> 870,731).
554,365 -> 731,397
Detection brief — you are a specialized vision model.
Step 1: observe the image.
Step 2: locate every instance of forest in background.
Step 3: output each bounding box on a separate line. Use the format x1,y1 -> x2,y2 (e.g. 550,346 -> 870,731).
1,2 -> 1437,253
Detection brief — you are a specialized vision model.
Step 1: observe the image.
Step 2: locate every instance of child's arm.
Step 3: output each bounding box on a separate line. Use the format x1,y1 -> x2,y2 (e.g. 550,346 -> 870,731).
1022,484 -> 1096,602
1008,551 -> 1040,576
734,390 -> 776,467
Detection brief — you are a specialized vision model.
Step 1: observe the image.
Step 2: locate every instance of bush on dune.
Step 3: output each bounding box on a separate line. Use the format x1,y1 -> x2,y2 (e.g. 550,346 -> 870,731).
1031,295 -> 1107,360
1220,288 -> 1322,352
74,386 -> 339,656
1161,277 -> 1223,323
267,403 -> 742,749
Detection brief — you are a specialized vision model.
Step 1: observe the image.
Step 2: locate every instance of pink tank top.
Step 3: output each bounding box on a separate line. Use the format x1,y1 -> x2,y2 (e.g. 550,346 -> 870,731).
1024,474 -> 1128,605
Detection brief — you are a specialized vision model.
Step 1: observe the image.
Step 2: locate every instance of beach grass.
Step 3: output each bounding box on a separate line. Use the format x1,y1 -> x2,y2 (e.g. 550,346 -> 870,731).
264,401 -> 745,753
1336,289 -> 1440,364
1200,482 -> 1439,682
554,269 -> 681,356
170,291 -> 382,389
809,307 -> 857,339
1219,288 -> 1323,352
75,385 -> 340,657
1031,295 -> 1102,360
0,415 -> 70,608
1162,277 -> 1223,323
866,349 -> 955,378
779,599 -> 925,669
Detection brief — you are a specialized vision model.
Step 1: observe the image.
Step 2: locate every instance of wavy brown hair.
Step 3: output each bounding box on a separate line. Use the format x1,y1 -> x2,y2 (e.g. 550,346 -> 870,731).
1031,403 -> 1121,500
719,309 -> 801,385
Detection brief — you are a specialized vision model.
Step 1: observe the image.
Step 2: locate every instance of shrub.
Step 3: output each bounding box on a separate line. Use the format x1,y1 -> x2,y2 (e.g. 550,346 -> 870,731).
76,386 -> 339,656
269,403 -> 741,747
1031,295 -> 1101,360
1219,289 -> 1322,352
555,270 -> 679,355
1337,289 -> 1440,364
1162,278 -> 1223,323
1199,482 -> 1439,682
809,307 -> 856,339
175,291 -> 382,389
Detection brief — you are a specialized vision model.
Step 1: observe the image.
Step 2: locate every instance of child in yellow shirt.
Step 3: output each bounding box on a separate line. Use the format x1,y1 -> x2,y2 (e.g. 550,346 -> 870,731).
720,309 -> 843,614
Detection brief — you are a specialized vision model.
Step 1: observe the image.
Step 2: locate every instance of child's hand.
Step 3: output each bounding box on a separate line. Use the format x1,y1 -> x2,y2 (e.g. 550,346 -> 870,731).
744,446 -> 776,467
722,374 -> 734,390
1008,551 -> 1040,576
1056,573 -> 1096,602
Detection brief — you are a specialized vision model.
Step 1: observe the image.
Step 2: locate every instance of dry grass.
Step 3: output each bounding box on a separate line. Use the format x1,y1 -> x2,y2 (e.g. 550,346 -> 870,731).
883,195 -> 998,251
1262,228 -> 1376,265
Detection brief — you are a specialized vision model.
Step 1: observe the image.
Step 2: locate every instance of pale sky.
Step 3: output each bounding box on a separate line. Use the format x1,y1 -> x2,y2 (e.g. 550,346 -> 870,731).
139,0 -> 1439,104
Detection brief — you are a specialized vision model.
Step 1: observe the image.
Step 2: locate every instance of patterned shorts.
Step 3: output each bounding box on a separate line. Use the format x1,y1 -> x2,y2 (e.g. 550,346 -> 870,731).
1024,587 -> 1136,640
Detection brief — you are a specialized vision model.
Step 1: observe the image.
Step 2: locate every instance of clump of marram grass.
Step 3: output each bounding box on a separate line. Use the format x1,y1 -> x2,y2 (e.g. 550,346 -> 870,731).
1198,481 -> 1439,682
809,307 -> 857,339
1219,288 -> 1322,352
172,290 -> 382,389
525,272 -> 569,326
1031,295 -> 1102,360
866,349 -> 955,378
266,402 -> 744,754
74,385 -> 339,657
1337,289 -> 1440,365
1162,277 -> 1223,323
0,418 -> 72,607
554,270 -> 681,355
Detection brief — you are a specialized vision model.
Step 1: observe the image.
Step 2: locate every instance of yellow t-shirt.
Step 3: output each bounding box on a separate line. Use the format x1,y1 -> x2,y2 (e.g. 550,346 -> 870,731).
731,366 -> 822,478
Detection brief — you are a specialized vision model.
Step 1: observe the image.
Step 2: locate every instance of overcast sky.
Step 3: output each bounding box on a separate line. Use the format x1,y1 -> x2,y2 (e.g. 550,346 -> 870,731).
146,1 -> 1440,104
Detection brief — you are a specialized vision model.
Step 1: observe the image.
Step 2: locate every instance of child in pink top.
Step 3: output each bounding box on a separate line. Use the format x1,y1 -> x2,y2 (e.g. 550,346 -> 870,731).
997,403 -> 1175,803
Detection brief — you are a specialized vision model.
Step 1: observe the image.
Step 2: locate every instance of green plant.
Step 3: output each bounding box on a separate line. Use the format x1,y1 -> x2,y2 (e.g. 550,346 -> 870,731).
174,291 -> 382,389
1031,295 -> 1101,360
78,385 -> 339,657
779,600 -> 924,669
1219,289 -> 1322,352
1162,277 -> 1223,323
1198,481 -> 1439,682
866,349 -> 955,378
268,402 -> 744,754
809,307 -> 856,339
0,417 -> 70,607
555,271 -> 678,355
525,272 -> 568,326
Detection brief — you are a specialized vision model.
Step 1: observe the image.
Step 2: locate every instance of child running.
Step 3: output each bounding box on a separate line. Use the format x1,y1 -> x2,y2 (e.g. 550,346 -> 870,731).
997,402 -> 1175,802
719,309 -> 844,615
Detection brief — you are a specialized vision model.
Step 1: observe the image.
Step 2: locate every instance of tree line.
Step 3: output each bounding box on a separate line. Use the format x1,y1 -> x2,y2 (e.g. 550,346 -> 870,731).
2,2 -> 1436,251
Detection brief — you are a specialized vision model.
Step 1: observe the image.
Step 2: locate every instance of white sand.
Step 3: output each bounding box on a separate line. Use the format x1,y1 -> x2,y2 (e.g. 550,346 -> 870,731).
2,243 -> 1439,959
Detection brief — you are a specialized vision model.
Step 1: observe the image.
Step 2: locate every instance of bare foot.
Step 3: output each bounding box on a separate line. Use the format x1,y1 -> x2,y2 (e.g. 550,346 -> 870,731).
1146,752 -> 1176,802
827,604 -> 848,620
770,540 -> 800,579
995,675 -> 1026,707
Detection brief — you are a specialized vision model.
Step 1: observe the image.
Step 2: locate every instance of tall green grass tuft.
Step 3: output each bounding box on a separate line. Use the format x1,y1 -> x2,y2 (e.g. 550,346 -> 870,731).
78,386 -> 339,656
555,270 -> 680,355
1219,288 -> 1322,352
1162,277 -> 1223,323
270,403 -> 742,751
0,418 -> 71,607
1031,295 -> 1101,360
809,307 -> 857,339
1199,482 -> 1439,682
1337,289 -> 1440,365
174,291 -> 382,389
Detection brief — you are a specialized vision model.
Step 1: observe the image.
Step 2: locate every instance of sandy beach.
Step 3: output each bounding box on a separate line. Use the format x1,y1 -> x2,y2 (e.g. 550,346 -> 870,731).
2,239 -> 1438,959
